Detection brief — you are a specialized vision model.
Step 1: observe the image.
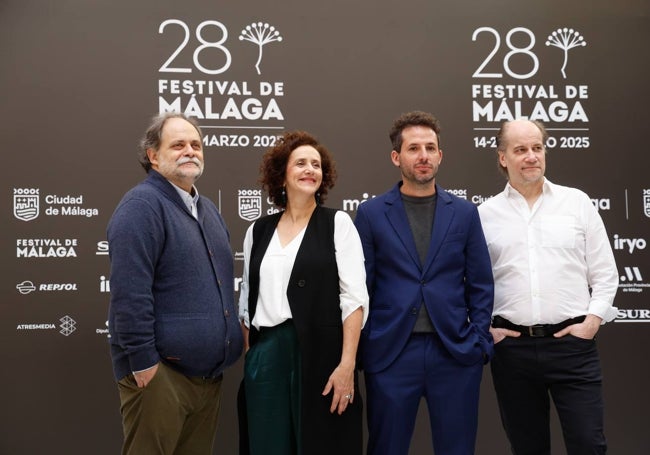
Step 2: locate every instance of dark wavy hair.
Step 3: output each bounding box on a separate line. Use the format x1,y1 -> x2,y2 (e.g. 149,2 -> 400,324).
260,130 -> 337,208
389,111 -> 441,152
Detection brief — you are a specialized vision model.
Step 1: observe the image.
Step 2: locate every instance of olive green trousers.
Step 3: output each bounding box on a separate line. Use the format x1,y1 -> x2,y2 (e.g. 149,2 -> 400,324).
117,361 -> 222,455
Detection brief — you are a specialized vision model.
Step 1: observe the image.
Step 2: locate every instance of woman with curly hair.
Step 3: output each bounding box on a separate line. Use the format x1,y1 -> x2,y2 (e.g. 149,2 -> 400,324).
238,130 -> 368,455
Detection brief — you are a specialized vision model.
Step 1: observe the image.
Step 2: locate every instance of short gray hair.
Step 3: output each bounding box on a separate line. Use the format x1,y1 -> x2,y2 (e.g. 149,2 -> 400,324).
137,113 -> 202,172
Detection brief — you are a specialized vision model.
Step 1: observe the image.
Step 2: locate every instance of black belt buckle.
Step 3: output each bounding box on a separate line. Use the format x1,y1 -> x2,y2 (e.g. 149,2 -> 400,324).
528,325 -> 547,337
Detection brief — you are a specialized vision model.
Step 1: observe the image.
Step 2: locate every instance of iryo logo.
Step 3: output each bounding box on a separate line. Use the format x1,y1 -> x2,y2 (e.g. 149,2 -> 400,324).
613,235 -> 647,254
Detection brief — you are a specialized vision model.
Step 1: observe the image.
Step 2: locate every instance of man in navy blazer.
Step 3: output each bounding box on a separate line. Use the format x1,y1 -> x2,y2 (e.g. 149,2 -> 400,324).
354,111 -> 494,455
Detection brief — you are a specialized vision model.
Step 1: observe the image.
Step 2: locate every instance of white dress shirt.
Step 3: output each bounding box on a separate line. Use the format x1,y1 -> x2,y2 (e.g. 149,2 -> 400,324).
239,211 -> 369,329
478,178 -> 618,326
171,183 -> 199,219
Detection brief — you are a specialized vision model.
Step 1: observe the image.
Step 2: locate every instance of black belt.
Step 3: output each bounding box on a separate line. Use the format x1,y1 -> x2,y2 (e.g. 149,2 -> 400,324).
492,315 -> 586,337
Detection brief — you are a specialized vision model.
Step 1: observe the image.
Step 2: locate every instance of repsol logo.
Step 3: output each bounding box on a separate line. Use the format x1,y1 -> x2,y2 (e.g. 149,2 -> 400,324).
39,283 -> 78,291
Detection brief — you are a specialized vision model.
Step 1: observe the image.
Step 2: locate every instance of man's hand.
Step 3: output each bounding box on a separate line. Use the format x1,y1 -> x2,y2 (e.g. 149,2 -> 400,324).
490,326 -> 521,344
554,314 -> 602,340
133,363 -> 159,388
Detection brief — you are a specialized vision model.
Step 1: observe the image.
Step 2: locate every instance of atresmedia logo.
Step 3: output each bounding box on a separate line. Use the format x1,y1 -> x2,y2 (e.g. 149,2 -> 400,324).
16,315 -> 77,336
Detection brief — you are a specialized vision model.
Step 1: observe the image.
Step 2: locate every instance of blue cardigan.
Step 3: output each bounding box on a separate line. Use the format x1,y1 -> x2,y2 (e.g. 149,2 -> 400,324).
107,170 -> 242,380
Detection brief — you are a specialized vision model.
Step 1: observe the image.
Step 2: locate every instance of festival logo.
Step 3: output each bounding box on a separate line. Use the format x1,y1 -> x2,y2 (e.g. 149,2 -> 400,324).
156,18 -> 286,149
471,26 -> 591,153
16,238 -> 78,259
545,28 -> 586,79
239,22 -> 283,75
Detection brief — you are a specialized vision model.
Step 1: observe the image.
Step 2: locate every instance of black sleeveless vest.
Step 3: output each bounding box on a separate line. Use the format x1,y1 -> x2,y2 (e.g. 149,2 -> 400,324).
246,205 -> 362,455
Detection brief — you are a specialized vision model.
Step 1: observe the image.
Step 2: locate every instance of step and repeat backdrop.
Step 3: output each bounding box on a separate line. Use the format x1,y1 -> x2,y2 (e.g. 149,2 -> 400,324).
2,0 -> 649,453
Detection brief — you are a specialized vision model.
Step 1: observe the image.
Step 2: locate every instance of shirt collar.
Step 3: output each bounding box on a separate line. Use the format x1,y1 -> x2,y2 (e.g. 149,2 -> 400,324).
504,177 -> 553,199
169,182 -> 199,212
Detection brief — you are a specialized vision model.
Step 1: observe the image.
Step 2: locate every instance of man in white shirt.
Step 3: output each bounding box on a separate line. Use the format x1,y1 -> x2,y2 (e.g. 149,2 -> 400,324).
478,119 -> 618,455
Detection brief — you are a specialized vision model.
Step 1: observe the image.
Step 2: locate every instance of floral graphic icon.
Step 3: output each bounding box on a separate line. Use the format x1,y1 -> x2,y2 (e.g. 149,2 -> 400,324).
239,22 -> 283,75
545,28 -> 587,79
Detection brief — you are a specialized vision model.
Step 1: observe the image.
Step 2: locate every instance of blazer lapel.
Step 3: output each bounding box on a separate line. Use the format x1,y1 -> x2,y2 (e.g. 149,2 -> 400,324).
385,185 -> 422,270
423,186 -> 454,274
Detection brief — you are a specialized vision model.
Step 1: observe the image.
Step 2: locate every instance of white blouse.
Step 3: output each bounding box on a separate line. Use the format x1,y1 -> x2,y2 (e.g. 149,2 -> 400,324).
238,211 -> 369,330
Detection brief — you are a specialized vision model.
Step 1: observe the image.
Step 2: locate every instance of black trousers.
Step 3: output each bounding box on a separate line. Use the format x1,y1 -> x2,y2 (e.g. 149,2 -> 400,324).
491,335 -> 607,455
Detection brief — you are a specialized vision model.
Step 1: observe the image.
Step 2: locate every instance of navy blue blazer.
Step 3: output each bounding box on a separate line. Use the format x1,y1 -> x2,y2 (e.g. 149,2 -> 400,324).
354,183 -> 494,373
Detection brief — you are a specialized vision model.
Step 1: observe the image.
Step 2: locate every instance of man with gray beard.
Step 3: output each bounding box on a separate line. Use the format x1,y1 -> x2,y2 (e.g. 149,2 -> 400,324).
107,113 -> 243,454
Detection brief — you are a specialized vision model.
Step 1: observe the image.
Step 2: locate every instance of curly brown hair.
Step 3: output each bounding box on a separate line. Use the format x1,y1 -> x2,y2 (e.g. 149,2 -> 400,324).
260,131 -> 337,208
389,111 -> 441,152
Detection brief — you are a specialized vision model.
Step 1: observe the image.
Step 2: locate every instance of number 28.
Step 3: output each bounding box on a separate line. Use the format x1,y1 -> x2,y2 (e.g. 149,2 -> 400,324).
158,19 -> 232,75
472,27 -> 539,79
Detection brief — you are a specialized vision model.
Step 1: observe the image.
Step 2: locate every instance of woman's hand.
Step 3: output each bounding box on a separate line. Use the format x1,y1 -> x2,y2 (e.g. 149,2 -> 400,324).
322,306 -> 363,414
322,361 -> 355,415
